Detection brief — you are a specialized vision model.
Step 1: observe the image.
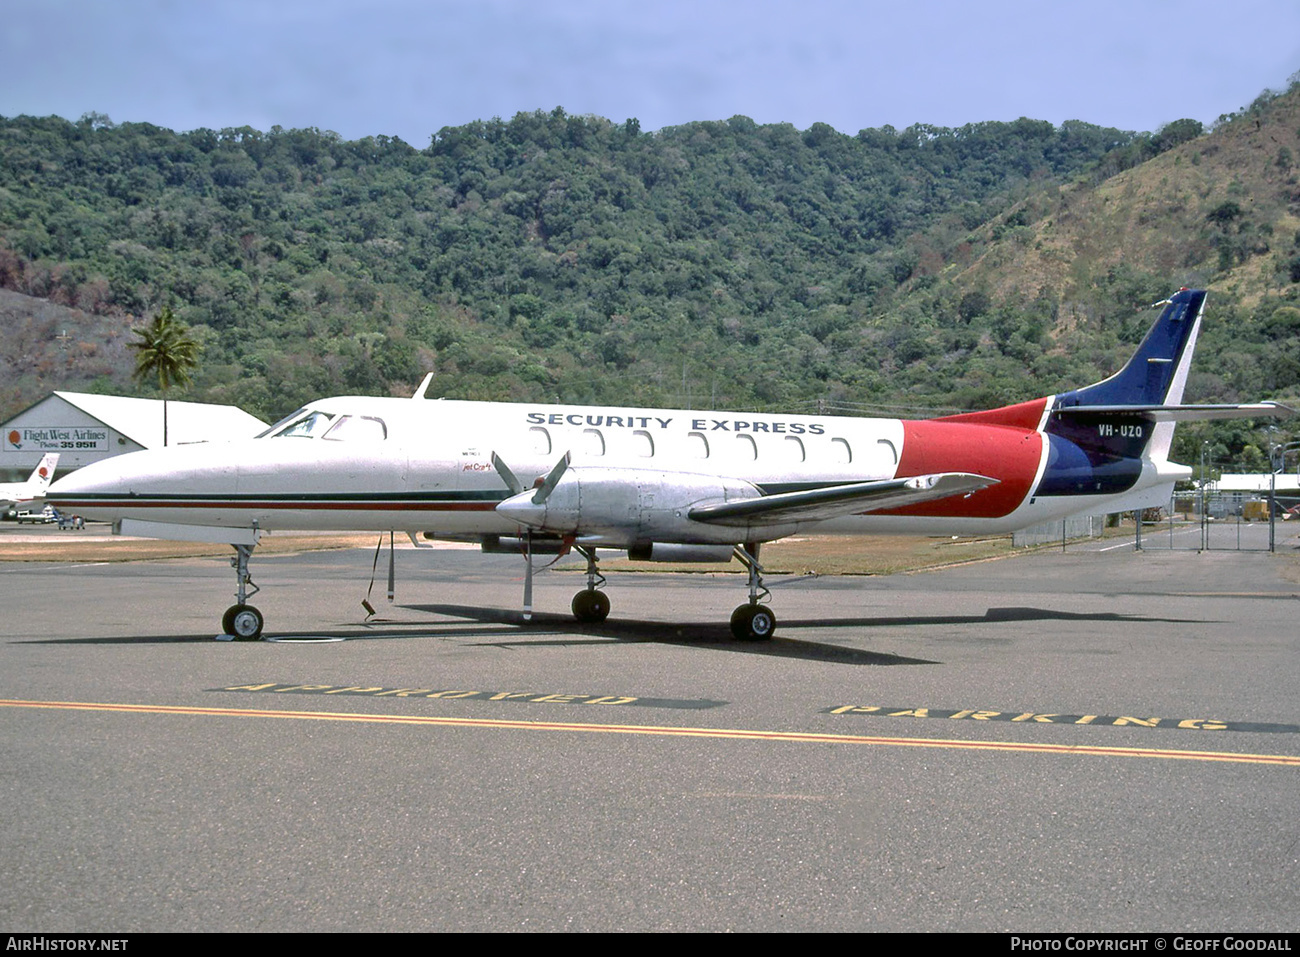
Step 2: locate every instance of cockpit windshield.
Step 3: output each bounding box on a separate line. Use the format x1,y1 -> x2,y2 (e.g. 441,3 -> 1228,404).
256,408 -> 309,438
257,409 -> 388,441
268,410 -> 336,438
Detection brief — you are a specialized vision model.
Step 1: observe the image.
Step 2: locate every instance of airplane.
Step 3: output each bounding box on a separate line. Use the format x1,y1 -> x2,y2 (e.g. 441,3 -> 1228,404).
0,453 -> 59,515
43,289 -> 1291,641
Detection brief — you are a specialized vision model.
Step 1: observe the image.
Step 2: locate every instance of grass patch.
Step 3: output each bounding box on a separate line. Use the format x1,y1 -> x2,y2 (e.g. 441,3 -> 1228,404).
0,529 -> 1134,575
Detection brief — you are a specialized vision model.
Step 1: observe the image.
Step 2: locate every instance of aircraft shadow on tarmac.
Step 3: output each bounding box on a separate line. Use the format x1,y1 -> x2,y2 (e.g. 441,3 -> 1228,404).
395,604 -> 933,665
21,604 -> 1200,668
383,601 -> 1201,665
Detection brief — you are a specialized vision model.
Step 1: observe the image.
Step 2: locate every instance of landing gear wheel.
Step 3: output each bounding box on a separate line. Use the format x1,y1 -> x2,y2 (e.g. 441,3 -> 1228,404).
730,604 -> 776,641
223,604 -> 264,641
572,589 -> 611,623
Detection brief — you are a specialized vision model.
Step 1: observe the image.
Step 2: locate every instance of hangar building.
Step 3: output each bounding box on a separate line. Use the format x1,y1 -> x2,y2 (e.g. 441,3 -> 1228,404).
0,391 -> 267,481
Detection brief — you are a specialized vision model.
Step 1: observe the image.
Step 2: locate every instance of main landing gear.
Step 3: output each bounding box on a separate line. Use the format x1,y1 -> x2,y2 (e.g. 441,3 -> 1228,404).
571,545 -> 610,623
561,543 -> 775,639
221,543 -> 263,640
730,543 -> 776,641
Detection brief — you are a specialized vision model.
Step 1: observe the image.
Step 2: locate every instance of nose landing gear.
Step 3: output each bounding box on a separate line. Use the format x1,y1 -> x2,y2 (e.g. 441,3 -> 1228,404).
221,543 -> 263,640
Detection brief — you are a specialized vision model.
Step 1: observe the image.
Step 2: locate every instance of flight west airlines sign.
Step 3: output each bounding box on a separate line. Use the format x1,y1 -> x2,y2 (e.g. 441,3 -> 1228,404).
5,427 -> 109,452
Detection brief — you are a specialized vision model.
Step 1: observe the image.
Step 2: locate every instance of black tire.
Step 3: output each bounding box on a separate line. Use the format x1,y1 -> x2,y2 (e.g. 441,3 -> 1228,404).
730,604 -> 776,641
572,589 -> 611,623
226,604 -> 264,641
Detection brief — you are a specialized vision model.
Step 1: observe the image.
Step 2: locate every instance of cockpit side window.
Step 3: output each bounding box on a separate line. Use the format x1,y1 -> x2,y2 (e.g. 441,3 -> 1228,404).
271,411 -> 336,438
322,415 -> 388,442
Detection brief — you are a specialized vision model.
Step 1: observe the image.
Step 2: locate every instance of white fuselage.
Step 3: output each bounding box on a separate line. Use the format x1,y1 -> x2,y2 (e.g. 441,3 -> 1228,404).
45,396 -> 1185,545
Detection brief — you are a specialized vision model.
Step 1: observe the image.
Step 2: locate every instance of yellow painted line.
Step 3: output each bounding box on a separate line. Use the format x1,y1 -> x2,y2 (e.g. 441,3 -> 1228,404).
2,698 -> 1298,767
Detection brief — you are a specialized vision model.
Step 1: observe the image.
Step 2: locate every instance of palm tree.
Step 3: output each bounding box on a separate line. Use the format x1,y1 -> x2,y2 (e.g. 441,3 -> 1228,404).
130,306 -> 200,446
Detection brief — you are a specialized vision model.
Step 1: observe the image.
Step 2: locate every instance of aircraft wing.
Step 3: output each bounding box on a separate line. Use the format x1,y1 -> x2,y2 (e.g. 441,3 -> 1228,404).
1056,402 -> 1295,422
688,472 -> 997,527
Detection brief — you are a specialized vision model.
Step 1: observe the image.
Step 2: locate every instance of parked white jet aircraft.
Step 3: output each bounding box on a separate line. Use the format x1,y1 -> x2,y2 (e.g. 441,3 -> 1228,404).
0,453 -> 59,513
44,290 -> 1290,640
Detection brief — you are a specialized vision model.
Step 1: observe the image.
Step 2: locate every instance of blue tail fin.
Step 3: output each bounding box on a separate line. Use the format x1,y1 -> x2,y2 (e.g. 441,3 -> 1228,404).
1037,290 -> 1206,496
1033,289 -> 1288,497
1056,289 -> 1206,409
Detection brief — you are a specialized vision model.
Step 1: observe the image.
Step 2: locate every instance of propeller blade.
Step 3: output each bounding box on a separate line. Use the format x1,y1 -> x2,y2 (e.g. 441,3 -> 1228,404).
522,530 -> 534,621
532,451 -> 571,505
491,452 -> 524,495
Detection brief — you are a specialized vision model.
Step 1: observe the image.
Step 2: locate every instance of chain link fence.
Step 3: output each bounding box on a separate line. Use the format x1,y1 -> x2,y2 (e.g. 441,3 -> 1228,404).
1012,483 -> 1295,552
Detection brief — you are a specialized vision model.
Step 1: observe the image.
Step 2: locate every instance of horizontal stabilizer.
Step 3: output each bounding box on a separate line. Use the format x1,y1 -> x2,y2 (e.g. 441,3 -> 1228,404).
1055,401 -> 1295,422
689,472 -> 998,526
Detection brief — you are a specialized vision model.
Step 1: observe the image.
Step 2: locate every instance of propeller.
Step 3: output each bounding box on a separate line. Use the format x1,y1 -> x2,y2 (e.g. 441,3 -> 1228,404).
491,451 -> 571,515
490,451 -> 571,621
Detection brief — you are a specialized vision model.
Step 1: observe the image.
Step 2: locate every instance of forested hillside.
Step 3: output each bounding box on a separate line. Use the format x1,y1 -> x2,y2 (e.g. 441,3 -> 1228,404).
1,87 -> 1297,467
0,108 -> 1139,416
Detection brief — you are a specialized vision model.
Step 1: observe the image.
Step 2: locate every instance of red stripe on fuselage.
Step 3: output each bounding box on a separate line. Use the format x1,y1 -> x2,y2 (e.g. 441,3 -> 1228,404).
884,419 -> 1043,518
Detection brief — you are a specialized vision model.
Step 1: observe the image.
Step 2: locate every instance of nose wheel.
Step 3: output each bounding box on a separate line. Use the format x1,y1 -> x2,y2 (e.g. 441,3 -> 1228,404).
222,603 -> 264,640
221,543 -> 263,640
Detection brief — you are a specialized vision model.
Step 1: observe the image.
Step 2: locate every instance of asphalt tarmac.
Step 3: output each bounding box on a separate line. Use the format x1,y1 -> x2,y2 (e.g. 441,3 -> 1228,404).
2,532 -> 1298,932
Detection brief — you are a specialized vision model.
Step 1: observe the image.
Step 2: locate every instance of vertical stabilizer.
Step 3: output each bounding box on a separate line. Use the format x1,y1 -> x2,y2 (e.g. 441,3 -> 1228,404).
1057,289 -> 1206,410
27,453 -> 59,492
1053,289 -> 1206,462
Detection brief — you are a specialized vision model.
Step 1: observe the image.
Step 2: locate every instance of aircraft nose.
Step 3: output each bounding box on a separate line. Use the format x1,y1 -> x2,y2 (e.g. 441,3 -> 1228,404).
46,445 -> 230,503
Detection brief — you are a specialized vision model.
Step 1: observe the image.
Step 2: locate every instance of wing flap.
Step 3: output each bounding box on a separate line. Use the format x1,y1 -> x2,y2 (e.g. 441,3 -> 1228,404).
688,472 -> 998,526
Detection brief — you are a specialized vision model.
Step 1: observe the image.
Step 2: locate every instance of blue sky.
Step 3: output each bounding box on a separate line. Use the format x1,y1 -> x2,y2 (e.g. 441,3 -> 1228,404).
3,0 -> 1299,144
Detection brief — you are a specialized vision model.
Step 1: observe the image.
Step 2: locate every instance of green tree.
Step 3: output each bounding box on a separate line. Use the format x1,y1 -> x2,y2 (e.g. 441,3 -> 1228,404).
130,306 -> 200,446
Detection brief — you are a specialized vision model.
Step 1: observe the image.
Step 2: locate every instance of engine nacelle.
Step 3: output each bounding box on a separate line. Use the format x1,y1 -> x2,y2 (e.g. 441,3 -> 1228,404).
626,543 -> 736,563
495,467 -> 759,546
478,535 -> 570,555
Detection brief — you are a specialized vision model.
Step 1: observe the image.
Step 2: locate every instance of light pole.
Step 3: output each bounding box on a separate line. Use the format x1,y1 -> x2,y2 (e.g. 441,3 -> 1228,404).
1200,441 -> 1211,551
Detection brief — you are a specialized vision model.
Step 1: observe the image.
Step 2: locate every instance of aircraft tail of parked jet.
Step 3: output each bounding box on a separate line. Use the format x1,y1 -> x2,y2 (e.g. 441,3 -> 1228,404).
0,453 -> 59,510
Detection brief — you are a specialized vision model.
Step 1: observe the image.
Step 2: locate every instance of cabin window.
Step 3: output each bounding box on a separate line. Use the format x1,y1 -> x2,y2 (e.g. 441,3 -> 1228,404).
687,431 -> 709,459
632,430 -> 655,457
784,436 -> 806,463
529,426 -> 552,455
877,438 -> 898,465
735,434 -> 758,460
832,437 -> 852,464
582,428 -> 605,456
273,411 -> 336,438
323,415 -> 388,442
